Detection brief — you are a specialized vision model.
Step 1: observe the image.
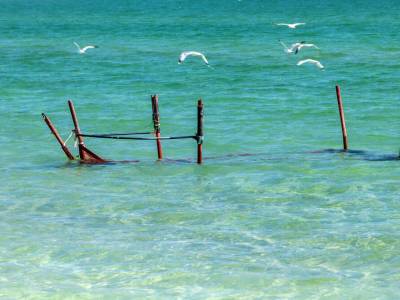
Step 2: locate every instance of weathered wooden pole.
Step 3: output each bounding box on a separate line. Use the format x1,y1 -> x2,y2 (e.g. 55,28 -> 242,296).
42,113 -> 75,160
67,100 -> 106,163
335,85 -> 348,151
196,99 -> 204,164
68,100 -> 88,160
151,95 -> 163,160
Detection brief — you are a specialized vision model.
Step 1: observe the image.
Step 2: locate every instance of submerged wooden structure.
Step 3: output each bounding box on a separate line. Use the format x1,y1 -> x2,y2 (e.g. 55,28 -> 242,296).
42,96 -> 204,164
43,85 -> 391,164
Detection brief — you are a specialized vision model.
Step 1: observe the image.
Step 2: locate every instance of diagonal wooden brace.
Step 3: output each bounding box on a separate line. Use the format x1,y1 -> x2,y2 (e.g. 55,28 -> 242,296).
42,113 -> 75,160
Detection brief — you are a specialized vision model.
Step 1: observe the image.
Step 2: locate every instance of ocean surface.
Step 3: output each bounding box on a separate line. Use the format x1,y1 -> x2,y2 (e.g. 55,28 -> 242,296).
1,0 -> 400,298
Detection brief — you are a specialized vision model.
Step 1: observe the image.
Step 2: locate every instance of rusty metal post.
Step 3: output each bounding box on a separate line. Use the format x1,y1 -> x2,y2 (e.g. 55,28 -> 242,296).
335,85 -> 349,151
196,99 -> 204,164
42,113 -> 75,160
151,95 -> 163,160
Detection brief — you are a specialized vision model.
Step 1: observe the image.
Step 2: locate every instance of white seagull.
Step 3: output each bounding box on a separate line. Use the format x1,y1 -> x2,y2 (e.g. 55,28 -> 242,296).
73,42 -> 98,54
279,41 -> 319,54
178,51 -> 210,66
297,59 -> 324,69
276,23 -> 305,29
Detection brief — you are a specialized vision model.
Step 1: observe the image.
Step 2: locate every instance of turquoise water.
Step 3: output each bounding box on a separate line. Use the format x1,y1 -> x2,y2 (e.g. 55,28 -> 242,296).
1,0 -> 400,298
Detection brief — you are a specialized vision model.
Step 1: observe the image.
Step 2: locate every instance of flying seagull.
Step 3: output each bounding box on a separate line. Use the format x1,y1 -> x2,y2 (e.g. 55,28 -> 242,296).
178,51 -> 210,66
73,42 -> 98,54
297,59 -> 324,69
276,23 -> 305,29
279,41 -> 319,54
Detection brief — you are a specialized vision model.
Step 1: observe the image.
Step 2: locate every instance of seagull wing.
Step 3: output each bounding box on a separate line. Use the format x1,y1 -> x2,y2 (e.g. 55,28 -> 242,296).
297,59 -> 324,68
186,51 -> 203,57
315,61 -> 324,68
81,45 -> 97,52
293,23 -> 305,27
297,59 -> 312,66
179,51 -> 202,62
73,42 -> 81,50
303,43 -> 319,49
179,51 -> 209,65
190,51 -> 209,65
199,53 -> 209,65
179,51 -> 192,63
276,23 -> 289,26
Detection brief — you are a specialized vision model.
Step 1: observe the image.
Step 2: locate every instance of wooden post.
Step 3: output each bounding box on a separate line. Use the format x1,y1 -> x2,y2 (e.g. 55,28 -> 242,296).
42,113 -> 75,160
68,100 -> 88,160
336,85 -> 348,151
151,95 -> 163,160
67,100 -> 107,163
196,99 -> 204,164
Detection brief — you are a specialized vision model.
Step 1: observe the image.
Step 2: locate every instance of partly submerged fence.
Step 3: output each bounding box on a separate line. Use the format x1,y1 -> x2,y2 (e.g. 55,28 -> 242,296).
42,95 -> 204,164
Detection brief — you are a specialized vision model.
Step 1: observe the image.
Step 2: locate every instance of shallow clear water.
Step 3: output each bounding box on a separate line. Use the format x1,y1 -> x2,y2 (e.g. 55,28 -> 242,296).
1,0 -> 400,298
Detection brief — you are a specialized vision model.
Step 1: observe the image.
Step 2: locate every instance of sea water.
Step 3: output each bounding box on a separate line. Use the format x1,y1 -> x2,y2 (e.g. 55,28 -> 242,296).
1,0 -> 400,298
